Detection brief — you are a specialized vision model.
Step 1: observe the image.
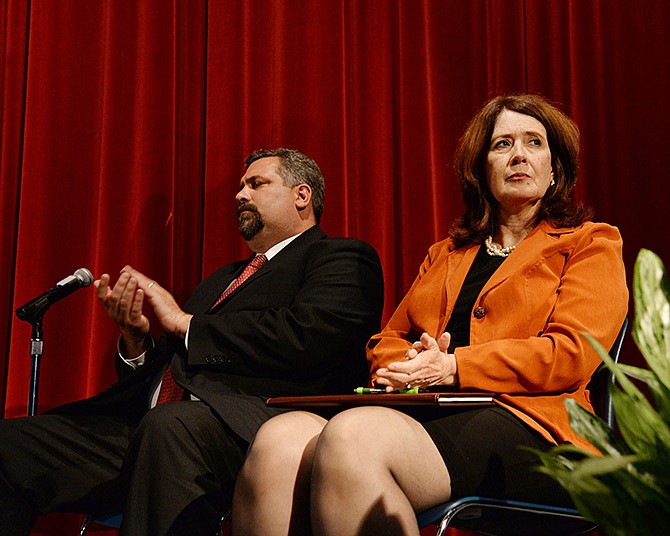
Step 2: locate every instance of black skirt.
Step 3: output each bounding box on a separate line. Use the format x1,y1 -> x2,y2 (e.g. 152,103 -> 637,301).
418,406 -> 573,507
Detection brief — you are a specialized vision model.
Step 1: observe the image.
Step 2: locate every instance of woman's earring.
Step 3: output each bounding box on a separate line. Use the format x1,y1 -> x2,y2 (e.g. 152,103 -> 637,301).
550,179 -> 556,186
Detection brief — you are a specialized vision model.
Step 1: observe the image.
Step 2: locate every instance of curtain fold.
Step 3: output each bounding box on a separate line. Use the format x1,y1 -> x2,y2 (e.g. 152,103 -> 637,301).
4,0 -> 208,417
1,1 -> 669,534
0,0 -> 31,414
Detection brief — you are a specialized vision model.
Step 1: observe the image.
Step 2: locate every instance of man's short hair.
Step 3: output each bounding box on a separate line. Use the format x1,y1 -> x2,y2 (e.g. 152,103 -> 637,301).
245,148 -> 325,223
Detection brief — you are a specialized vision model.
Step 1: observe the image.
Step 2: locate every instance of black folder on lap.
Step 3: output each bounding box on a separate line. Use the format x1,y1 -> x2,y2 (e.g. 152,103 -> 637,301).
266,391 -> 495,408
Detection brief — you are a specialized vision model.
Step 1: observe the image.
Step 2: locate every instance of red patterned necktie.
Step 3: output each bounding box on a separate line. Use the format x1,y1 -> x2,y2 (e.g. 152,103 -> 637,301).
156,364 -> 184,405
209,254 -> 267,311
155,255 -> 268,406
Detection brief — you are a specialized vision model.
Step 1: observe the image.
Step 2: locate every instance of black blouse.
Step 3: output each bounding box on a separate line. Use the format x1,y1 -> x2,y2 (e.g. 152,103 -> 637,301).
444,245 -> 506,352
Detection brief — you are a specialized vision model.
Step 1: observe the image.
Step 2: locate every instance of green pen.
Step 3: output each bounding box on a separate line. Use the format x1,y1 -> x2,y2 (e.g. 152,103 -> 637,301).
353,387 -> 420,394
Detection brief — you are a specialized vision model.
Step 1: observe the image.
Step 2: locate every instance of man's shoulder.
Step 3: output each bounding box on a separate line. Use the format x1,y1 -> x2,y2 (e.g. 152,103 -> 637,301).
204,227 -> 380,278
287,226 -> 378,256
305,232 -> 379,259
315,234 -> 376,248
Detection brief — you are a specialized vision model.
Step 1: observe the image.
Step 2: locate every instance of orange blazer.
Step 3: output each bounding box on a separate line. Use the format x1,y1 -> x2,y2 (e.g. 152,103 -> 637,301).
367,220 -> 628,453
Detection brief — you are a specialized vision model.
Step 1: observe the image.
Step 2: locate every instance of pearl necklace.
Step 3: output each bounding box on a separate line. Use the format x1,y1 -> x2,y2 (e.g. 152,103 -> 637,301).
485,236 -> 516,257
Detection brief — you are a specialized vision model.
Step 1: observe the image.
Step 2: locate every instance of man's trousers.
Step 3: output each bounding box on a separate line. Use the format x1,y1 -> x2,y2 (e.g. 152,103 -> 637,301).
0,401 -> 245,536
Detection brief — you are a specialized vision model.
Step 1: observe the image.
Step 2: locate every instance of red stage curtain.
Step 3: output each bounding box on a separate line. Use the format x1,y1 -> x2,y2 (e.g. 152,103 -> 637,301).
1,1 -> 669,535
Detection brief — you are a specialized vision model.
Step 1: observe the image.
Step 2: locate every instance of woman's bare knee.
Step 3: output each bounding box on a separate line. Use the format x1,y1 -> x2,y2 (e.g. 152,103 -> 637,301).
316,407 -> 410,458
232,412 -> 327,535
313,407 -> 452,512
241,411 -> 326,482
313,407 -> 408,482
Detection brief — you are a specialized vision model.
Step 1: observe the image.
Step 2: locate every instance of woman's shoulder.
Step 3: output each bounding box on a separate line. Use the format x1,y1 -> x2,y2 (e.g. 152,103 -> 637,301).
421,237 -> 479,272
543,220 -> 622,240
426,236 -> 465,257
539,221 -> 624,258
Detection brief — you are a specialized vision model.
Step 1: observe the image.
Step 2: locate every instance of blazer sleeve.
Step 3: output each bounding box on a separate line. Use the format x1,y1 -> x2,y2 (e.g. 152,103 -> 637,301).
367,240 -> 451,377
185,239 -> 384,380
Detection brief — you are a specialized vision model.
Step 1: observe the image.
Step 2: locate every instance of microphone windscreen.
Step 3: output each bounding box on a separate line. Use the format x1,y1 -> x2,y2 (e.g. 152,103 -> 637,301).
74,267 -> 94,287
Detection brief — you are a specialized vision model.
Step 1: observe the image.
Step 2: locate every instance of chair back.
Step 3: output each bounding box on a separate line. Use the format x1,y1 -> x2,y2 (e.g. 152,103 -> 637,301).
586,318 -> 627,428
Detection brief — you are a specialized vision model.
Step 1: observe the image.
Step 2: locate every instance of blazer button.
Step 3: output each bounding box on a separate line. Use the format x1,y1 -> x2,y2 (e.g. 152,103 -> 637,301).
473,306 -> 486,319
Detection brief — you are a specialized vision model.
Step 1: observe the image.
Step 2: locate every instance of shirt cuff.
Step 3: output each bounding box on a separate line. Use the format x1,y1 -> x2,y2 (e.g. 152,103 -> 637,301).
117,336 -> 155,369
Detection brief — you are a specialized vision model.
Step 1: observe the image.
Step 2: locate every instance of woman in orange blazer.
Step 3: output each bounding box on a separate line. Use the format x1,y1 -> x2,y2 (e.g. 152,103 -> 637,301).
232,95 -> 628,536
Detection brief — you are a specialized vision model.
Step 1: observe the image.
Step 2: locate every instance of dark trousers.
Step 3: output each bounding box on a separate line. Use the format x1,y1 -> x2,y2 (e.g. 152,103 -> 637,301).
0,401 -> 245,536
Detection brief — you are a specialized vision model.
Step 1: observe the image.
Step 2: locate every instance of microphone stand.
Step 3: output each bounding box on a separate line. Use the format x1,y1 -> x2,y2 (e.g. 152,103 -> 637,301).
17,291 -> 52,416
28,316 -> 44,417
16,268 -> 93,416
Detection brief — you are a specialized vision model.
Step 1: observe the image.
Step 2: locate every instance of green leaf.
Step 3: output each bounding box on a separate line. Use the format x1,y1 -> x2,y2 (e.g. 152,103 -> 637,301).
564,398 -> 629,456
610,387 -> 670,458
632,249 -> 670,390
534,448 -> 670,536
534,249 -> 670,534
582,333 -> 670,456
609,363 -> 670,427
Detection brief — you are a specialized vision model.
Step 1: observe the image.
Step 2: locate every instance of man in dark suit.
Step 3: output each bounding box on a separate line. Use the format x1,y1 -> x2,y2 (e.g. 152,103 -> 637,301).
0,148 -> 384,535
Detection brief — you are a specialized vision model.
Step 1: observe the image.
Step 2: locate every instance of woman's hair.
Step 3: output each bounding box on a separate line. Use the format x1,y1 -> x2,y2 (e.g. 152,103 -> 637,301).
450,94 -> 592,248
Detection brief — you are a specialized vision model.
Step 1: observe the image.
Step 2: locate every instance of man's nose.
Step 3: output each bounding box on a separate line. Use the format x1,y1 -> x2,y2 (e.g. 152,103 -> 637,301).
236,187 -> 250,203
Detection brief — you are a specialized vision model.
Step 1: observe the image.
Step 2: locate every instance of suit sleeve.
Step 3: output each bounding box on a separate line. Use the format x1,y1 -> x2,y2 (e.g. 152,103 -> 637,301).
185,239 -> 384,380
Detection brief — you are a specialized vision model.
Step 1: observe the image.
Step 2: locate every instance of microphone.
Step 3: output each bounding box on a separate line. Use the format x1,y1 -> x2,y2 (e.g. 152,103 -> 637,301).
16,267 -> 94,322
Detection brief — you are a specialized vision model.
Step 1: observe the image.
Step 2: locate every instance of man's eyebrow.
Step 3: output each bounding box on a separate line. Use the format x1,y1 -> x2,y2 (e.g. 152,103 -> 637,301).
240,174 -> 263,186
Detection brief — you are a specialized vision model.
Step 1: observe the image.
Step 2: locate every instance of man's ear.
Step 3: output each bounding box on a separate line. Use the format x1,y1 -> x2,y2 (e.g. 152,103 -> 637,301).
294,184 -> 312,210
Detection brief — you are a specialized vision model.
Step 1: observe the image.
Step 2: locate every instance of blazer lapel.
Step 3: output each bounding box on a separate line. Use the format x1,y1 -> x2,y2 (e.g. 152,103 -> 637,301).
435,221 -> 576,334
479,221 -> 570,295
441,245 -> 478,330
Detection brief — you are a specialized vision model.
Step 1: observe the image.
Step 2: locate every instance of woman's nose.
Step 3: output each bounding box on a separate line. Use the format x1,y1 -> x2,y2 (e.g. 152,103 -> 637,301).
510,147 -> 528,166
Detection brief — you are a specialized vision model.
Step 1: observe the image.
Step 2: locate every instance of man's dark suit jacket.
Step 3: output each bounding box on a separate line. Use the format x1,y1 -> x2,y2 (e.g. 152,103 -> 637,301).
51,226 -> 384,444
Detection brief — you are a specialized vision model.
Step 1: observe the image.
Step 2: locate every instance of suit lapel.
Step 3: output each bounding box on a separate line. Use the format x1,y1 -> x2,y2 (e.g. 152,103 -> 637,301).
207,226 -> 325,312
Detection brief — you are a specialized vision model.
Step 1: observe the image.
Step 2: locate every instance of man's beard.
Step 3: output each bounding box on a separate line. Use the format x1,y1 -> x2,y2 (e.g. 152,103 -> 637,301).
238,203 -> 264,240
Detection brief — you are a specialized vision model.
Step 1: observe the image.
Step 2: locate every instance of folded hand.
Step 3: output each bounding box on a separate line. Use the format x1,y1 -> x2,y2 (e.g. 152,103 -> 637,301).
374,332 -> 457,391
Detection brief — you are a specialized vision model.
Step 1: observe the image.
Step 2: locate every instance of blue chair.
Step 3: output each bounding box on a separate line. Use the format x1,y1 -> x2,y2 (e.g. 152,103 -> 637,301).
79,512 -> 122,535
416,319 -> 627,536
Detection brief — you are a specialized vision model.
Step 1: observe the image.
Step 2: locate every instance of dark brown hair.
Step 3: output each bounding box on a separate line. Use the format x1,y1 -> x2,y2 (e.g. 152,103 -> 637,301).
245,148 -> 325,223
450,95 -> 592,248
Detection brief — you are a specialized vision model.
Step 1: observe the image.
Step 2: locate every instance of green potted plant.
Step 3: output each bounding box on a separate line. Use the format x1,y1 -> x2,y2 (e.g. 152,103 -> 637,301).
535,249 -> 670,535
